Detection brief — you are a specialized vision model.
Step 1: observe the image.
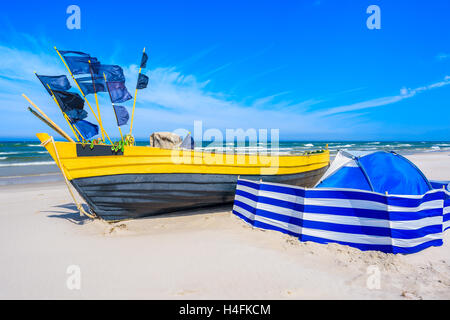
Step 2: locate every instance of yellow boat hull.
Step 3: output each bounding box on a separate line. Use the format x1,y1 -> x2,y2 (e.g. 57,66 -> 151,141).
37,133 -> 329,220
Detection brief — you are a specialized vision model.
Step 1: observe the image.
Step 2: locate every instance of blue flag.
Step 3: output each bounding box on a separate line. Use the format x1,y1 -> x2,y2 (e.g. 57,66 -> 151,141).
93,64 -> 126,82
59,50 -> 100,75
59,50 -> 91,57
140,52 -> 148,68
66,109 -> 88,122
36,74 -> 71,95
136,74 -> 149,89
106,81 -> 133,103
77,76 -> 107,95
113,105 -> 129,126
53,90 -> 84,113
74,120 -> 99,140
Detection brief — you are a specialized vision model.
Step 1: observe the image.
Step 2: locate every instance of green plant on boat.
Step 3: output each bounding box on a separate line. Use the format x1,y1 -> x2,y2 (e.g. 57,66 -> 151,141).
111,140 -> 125,153
303,149 -> 326,155
79,135 -> 134,153
80,138 -> 104,149
111,135 -> 135,153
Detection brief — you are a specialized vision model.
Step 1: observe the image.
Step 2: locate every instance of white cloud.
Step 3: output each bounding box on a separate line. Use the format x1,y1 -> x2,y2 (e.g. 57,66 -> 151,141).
314,76 -> 450,117
437,53 -> 450,61
121,64 -> 346,138
0,46 -> 343,139
0,43 -> 449,140
0,45 -> 65,81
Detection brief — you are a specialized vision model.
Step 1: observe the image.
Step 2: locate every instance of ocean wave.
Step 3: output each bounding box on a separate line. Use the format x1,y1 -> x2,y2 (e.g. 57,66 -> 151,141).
0,152 -> 19,155
197,147 -> 234,151
394,144 -> 412,147
0,161 -> 55,167
0,151 -> 48,155
332,144 -> 355,148
0,157 -> 6,160
26,144 -> 43,147
275,147 -> 295,151
304,143 -> 314,147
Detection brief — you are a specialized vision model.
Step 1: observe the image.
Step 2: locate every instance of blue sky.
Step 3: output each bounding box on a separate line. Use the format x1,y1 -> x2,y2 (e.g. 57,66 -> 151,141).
0,0 -> 449,140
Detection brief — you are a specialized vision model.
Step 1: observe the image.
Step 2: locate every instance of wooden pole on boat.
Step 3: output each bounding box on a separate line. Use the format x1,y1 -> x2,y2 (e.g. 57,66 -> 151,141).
54,47 -> 112,145
103,73 -> 124,141
129,47 -> 145,136
45,83 -> 83,142
28,107 -> 73,142
22,94 -> 74,142
88,60 -> 105,142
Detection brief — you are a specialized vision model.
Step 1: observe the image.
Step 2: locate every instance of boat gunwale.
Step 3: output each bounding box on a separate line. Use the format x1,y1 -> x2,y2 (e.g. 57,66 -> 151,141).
59,158 -> 330,170
54,140 -> 330,159
37,133 -> 330,180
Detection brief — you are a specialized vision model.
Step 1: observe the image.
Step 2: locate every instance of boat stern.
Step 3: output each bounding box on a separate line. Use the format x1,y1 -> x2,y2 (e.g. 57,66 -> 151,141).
36,132 -> 58,163
36,132 -> 77,179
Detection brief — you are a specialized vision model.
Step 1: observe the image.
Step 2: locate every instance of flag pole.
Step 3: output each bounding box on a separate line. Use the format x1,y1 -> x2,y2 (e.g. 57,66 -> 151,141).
54,47 -> 112,145
129,47 -> 145,136
103,73 -> 124,141
70,120 -> 86,142
65,114 -> 86,142
88,60 -> 105,142
22,94 -> 75,142
45,83 -> 85,141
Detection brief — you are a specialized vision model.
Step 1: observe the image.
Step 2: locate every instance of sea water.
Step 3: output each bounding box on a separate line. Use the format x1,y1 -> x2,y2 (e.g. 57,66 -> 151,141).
0,140 -> 449,180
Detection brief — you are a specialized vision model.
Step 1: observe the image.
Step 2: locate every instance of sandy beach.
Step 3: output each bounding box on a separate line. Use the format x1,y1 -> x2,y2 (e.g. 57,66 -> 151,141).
1,151 -> 449,300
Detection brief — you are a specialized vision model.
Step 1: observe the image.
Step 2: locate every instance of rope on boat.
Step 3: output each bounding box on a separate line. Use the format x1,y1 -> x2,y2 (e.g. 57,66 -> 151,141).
41,137 -> 97,219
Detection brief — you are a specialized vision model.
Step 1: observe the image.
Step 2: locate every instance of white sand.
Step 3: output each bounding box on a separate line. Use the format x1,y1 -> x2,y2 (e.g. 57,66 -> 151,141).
0,152 -> 449,299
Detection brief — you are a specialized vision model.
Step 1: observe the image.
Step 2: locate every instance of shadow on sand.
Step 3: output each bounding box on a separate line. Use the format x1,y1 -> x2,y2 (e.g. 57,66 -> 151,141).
45,203 -> 92,225
45,202 -> 234,225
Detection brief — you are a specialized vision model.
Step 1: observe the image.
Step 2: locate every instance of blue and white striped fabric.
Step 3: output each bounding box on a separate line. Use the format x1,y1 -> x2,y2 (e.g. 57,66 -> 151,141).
430,180 -> 450,232
233,178 -> 450,254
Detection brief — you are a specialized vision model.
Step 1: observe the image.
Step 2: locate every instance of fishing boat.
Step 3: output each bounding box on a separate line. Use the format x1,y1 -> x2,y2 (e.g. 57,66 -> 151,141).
37,132 -> 329,220
24,47 -> 330,220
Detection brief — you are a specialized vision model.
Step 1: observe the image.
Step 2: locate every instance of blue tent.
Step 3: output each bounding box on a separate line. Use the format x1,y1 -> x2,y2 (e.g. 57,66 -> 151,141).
315,150 -> 432,195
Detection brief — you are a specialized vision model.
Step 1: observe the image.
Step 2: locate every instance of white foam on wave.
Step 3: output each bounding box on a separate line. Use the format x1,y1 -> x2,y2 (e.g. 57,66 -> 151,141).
26,144 -> 42,147
0,151 -> 48,155
0,157 -> 6,160
0,152 -> 19,155
0,161 -> 55,167
332,144 -> 355,148
394,144 -> 412,147
304,143 -> 314,147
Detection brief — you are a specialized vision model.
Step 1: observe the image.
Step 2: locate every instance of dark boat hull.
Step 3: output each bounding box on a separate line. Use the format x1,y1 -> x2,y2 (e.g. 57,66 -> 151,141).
71,166 -> 328,220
